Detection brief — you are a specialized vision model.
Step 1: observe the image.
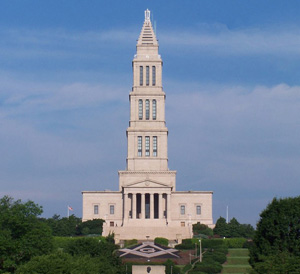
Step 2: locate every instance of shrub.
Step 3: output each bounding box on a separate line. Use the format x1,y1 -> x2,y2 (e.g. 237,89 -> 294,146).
201,239 -> 224,248
209,251 -> 227,264
243,239 -> 254,249
124,239 -> 138,247
175,238 -> 193,249
164,259 -> 181,274
154,237 -> 169,246
176,237 -> 247,250
193,260 -> 222,274
223,237 -> 246,248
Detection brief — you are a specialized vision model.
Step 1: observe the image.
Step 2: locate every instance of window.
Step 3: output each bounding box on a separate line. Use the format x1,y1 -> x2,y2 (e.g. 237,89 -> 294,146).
153,136 -> 157,157
110,205 -> 115,215
139,99 -> 143,120
181,222 -> 185,227
196,205 -> 201,215
145,99 -> 150,120
145,136 -> 150,156
146,66 -> 149,86
110,221 -> 114,227
139,66 -> 143,86
138,136 -> 142,156
152,99 -> 156,120
152,66 -> 156,86
94,205 -> 99,215
180,205 -> 185,215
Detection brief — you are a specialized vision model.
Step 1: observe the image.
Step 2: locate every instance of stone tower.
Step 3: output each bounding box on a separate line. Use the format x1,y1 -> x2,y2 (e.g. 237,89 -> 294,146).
82,10 -> 213,242
118,9 -> 176,227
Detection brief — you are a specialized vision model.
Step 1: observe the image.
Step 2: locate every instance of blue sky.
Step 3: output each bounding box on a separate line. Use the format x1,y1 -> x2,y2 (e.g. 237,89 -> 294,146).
1,1 -> 300,226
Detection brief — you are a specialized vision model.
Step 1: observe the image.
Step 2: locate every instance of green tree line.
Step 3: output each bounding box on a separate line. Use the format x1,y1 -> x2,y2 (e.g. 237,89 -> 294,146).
0,196 -> 120,274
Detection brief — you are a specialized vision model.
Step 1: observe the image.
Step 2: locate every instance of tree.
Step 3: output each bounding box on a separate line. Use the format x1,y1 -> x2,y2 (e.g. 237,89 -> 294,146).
41,215 -> 104,236
41,214 -> 82,236
250,196 -> 300,273
193,223 -> 213,237
213,217 -> 255,238
78,219 -> 104,235
17,236 -> 125,274
227,217 -> 240,238
16,251 -> 123,274
213,217 -> 229,237
0,196 -> 53,273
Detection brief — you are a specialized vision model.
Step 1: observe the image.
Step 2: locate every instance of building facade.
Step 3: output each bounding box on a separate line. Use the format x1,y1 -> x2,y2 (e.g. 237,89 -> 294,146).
82,10 -> 213,243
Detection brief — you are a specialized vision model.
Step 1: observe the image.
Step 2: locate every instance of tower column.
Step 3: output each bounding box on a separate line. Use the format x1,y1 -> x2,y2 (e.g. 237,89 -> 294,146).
132,193 -> 137,219
123,193 -> 128,221
167,193 -> 171,223
141,193 -> 145,219
159,193 -> 163,219
150,193 -> 154,219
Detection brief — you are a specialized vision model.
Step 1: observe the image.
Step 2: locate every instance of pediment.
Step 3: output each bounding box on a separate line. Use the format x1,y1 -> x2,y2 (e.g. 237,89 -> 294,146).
127,179 -> 169,188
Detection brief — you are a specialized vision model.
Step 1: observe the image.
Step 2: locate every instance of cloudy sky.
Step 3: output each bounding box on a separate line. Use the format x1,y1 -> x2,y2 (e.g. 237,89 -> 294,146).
1,0 -> 299,226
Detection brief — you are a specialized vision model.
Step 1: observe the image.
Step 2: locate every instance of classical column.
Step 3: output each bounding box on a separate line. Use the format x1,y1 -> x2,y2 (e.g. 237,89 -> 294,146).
124,193 -> 128,221
150,193 -> 154,219
132,193 -> 136,219
141,193 -> 145,219
159,193 -> 163,219
167,193 -> 171,223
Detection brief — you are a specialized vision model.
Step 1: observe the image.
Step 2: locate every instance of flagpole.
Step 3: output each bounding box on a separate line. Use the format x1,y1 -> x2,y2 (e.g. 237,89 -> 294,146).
67,205 -> 69,218
226,205 -> 229,223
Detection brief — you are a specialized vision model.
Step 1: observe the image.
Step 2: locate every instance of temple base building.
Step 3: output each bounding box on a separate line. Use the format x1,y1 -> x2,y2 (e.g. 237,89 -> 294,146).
82,10 -> 213,243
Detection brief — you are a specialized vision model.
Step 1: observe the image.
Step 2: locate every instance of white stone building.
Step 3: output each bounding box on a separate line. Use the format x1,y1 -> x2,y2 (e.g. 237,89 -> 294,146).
82,10 -> 213,243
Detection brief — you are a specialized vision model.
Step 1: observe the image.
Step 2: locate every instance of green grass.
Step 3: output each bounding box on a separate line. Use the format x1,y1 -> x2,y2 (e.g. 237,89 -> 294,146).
222,248 -> 252,274
227,257 -> 249,264
228,249 -> 249,256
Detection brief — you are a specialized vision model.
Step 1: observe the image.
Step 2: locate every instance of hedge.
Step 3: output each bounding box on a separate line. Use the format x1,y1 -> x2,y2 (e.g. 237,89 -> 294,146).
175,238 -> 247,250
154,237 -> 169,246
223,238 -> 247,248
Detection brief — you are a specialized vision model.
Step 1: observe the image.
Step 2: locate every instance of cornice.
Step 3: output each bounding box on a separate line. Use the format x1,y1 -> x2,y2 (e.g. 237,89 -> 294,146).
118,170 -> 177,175
127,128 -> 168,133
172,191 -> 214,194
129,91 -> 165,96
82,191 -> 121,194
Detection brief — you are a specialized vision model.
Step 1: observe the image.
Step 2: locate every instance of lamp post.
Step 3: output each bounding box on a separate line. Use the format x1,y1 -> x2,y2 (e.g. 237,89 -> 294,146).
199,239 -> 202,262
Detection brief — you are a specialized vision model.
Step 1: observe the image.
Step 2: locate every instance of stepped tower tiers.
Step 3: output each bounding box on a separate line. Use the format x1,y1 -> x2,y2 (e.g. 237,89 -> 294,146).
119,9 -> 176,193
82,10 -> 214,243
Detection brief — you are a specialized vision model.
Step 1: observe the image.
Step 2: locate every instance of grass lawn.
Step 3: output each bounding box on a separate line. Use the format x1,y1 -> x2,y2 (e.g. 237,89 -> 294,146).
222,248 -> 252,274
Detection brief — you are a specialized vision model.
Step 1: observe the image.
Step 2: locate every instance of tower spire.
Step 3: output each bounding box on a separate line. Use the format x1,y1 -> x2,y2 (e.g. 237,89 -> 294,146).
137,9 -> 158,46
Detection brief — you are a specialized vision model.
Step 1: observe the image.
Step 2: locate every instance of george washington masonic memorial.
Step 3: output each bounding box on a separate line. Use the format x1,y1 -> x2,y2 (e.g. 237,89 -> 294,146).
82,10 -> 214,243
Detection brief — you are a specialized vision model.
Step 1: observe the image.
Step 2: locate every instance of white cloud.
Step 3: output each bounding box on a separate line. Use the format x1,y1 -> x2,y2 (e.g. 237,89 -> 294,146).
1,78 -> 299,225
160,24 -> 300,56
167,82 -> 300,192
0,74 -> 126,118
0,28 -> 136,60
1,24 -> 300,63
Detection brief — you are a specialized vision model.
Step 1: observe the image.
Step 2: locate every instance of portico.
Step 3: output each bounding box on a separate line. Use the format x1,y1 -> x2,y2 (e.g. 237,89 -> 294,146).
123,190 -> 170,221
